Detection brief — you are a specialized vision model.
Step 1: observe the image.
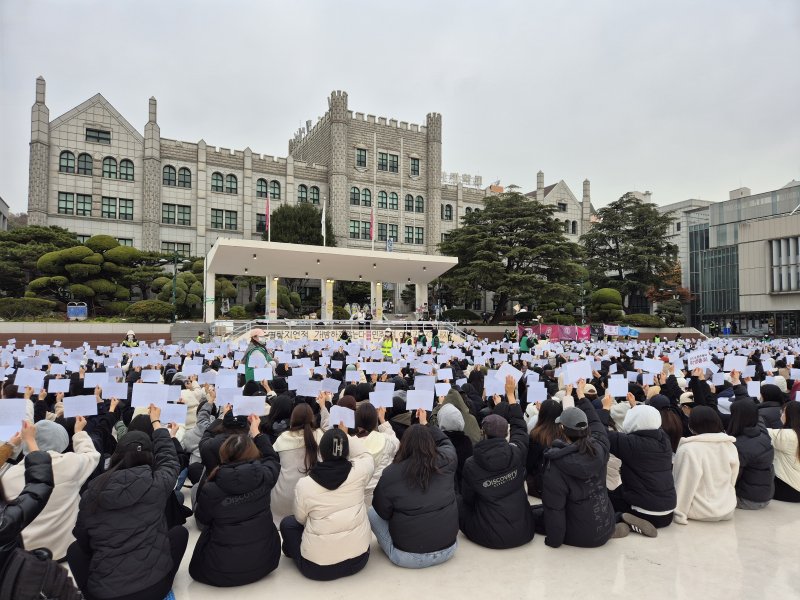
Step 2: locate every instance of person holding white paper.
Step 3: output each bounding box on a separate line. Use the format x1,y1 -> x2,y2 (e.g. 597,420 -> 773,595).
768,402 -> 800,503
2,416 -> 100,561
354,403 -> 399,506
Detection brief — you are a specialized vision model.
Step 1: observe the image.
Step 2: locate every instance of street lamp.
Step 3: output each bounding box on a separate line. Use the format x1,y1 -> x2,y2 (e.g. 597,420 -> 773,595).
160,254 -> 191,323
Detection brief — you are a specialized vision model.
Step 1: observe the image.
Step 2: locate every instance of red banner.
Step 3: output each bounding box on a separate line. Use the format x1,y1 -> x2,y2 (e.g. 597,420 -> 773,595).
518,324 -> 591,342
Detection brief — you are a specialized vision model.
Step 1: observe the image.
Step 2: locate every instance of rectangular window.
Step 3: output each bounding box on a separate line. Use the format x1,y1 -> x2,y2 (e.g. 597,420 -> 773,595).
76,234 -> 90,243
76,194 -> 92,216
388,224 -> 398,241
225,210 -> 237,230
676,222 -> 682,232
256,213 -> 266,232
388,193 -> 398,210
415,227 -> 424,245
117,238 -> 133,247
405,225 -> 414,244
388,153 -> 399,173
101,196 -> 116,219
162,203 -> 176,224
85,128 -> 111,144
361,221 -> 371,240
356,148 -> 367,168
57,192 -> 74,215
557,202 -> 568,212
177,205 -> 191,226
349,219 -> 360,239
378,222 -> 388,241
410,158 -> 420,176
211,209 -> 223,229
161,242 -> 191,257
378,152 -> 388,171
441,233 -> 450,242
119,198 -> 133,221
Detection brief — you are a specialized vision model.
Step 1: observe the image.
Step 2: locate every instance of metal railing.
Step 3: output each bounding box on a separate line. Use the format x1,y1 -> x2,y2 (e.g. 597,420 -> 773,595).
215,318 -> 469,343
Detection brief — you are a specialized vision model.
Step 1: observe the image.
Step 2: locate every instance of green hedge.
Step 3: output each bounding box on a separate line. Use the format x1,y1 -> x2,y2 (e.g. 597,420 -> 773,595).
591,288 -> 623,305
0,297 -> 57,320
125,300 -> 174,322
441,308 -> 480,322
333,306 -> 350,320
621,313 -> 666,327
228,305 -> 247,319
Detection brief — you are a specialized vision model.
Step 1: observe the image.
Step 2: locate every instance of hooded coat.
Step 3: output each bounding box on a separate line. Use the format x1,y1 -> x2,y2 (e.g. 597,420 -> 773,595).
270,428 -> 325,525
372,427 -> 459,553
459,403 -> 533,549
189,434 -> 281,587
732,418 -> 775,503
542,398 -> 615,548
607,405 -> 677,513
431,389 -> 482,445
72,428 -> 179,599
757,385 -> 786,429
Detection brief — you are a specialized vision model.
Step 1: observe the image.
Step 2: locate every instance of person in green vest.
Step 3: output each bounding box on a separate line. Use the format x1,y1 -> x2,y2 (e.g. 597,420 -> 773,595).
195,330 -> 207,343
519,329 -> 531,352
121,330 -> 139,348
431,329 -> 440,349
381,328 -> 394,358
653,335 -> 661,344
243,328 -> 271,382
418,330 -> 428,347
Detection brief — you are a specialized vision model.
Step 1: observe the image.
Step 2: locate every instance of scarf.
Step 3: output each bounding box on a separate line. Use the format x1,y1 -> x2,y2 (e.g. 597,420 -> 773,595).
309,460 -> 352,490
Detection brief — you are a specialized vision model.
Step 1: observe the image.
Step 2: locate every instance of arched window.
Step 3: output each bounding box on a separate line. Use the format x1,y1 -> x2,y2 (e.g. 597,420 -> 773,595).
571,220 -> 577,234
162,165 -> 176,186
225,174 -> 237,194
178,167 -> 191,188
405,194 -> 414,212
465,207 -> 472,215
269,180 -> 281,199
415,195 -> 424,213
256,178 -> 268,198
310,186 -> 320,204
563,219 -> 570,233
473,208 -> 480,215
77,153 -> 92,175
119,159 -> 134,181
211,172 -> 224,192
362,188 -> 372,206
350,186 -> 360,205
102,157 -> 117,179
443,204 -> 453,221
59,151 -> 75,173
298,184 -> 308,202
389,192 -> 398,210
378,190 -> 388,209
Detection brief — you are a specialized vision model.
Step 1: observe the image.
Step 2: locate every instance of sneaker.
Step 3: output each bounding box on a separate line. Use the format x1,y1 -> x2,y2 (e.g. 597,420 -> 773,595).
622,513 -> 658,538
612,522 -> 630,538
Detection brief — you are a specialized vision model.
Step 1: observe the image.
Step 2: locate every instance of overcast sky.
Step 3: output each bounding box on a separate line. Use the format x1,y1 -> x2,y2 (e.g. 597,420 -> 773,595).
1,0 -> 798,214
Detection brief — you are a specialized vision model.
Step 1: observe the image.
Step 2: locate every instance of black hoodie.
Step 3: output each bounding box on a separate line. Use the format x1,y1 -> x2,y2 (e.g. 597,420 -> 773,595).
459,403 -> 533,549
542,398 -> 615,548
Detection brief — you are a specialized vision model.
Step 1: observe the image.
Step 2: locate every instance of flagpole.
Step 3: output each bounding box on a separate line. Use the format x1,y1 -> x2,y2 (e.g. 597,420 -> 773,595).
266,190 -> 271,243
322,196 -> 327,247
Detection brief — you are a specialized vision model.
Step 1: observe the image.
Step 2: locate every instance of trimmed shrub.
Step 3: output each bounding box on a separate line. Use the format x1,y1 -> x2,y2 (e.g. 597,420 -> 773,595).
228,305 -> 247,319
37,246 -> 94,273
84,235 -> 119,253
621,313 -> 666,328
65,263 -> 101,278
591,288 -> 623,305
125,300 -> 174,322
105,301 -> 132,315
85,279 -> 118,295
0,297 -> 57,320
104,245 -> 142,264
333,306 -> 350,320
441,308 -> 480,322
81,253 -> 105,265
69,283 -> 95,298
550,314 -> 577,325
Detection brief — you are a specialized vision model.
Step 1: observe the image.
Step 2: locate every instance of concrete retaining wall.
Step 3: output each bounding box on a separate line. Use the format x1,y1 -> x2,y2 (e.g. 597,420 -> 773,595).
0,322 -> 172,346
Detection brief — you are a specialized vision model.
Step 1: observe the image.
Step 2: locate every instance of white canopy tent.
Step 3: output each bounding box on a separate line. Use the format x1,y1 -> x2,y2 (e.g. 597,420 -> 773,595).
203,239 -> 458,322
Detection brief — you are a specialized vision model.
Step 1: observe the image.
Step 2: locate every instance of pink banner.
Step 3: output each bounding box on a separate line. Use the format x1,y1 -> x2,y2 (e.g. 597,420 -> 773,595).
519,324 -> 591,342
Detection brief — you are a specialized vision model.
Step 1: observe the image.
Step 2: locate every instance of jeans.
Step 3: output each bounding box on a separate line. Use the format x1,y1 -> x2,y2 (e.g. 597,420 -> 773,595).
367,507 -> 457,569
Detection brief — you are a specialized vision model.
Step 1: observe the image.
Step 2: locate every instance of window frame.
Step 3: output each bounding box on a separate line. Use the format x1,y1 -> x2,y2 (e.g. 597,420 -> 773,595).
177,167 -> 192,188
389,192 -> 398,210
388,153 -> 399,173
85,128 -> 111,144
362,188 -> 372,207
162,203 -> 176,224
119,159 -> 134,181
360,220 -> 371,240
75,194 -> 92,217
211,172 -> 224,192
350,186 -> 360,206
163,165 -> 177,186
177,205 -> 191,226
415,196 -> 424,213
388,224 -> 398,242
405,194 -> 414,212
225,174 -> 238,194
415,226 -> 424,245
256,178 -> 268,198
377,222 -> 388,242
77,153 -> 93,175
57,191 -> 74,215
310,186 -> 320,204
101,196 -> 117,219
356,148 -> 367,168
298,184 -> 308,203
349,219 -> 360,239
404,225 -> 414,244
269,180 -> 281,199
102,157 -> 117,179
224,210 -> 237,230
410,157 -> 420,177
256,213 -> 266,232
59,151 -> 75,173
210,208 -> 224,229
118,198 -> 133,221
378,191 -> 388,209
378,152 -> 388,171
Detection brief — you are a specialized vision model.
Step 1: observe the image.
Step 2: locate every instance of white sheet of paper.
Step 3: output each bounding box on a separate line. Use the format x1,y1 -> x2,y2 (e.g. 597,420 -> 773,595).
686,350 -> 711,371
247,351 -> 268,368
345,370 -> 363,383
375,382 -> 394,393
140,369 -> 161,383
13,368 -> 45,391
49,364 -> 66,375
131,383 -> 168,408
406,389 -> 434,412
83,372 -> 108,388
330,405 -> 355,429
63,395 -> 98,418
215,371 -> 239,389
436,368 -> 453,381
413,376 -> 435,391
712,372 -> 725,386
0,398 -> 28,441
527,383 -> 547,402
253,367 -> 273,381
330,360 -> 343,370
161,403 -> 188,425
791,368 -> 800,381
723,355 -> 747,372
435,383 -> 452,397
321,378 -> 341,393
231,396 -> 266,416
747,381 -> 761,398
369,390 -> 394,408
608,377 -> 628,397
102,382 -> 128,400
494,362 -> 523,384
47,378 -> 71,393
484,377 -> 504,396
642,358 -> 663,374
562,393 -> 575,409
564,360 -> 592,384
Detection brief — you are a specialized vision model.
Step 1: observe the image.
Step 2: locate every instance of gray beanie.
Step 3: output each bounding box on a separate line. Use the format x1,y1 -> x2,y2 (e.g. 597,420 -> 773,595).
438,403 -> 465,432
24,420 -> 69,455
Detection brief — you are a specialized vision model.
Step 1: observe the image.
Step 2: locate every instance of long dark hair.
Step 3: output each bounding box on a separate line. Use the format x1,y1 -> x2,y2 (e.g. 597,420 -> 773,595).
530,400 -> 563,447
562,427 -> 596,457
393,424 -> 439,491
289,403 -> 319,473
783,402 -> 800,461
689,406 -> 723,434
355,403 -> 378,438
727,400 -> 758,437
660,408 -> 684,453
208,434 -> 261,481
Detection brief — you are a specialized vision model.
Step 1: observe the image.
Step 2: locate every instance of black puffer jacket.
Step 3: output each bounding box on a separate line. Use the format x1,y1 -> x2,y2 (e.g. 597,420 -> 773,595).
608,428 -> 677,513
733,420 -> 775,503
73,428 -> 179,600
757,385 -> 786,429
459,403 -> 533,549
542,398 -> 615,548
372,427 -> 458,553
0,451 -> 53,572
189,434 -> 281,586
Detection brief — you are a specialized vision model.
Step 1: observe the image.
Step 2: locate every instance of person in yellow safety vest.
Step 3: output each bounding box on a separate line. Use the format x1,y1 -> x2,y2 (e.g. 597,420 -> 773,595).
121,330 -> 139,348
381,328 -> 394,358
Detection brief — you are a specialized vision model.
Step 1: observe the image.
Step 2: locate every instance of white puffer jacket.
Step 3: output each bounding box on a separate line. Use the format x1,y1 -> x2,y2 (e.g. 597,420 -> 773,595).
360,422 -> 399,506
271,428 -> 325,526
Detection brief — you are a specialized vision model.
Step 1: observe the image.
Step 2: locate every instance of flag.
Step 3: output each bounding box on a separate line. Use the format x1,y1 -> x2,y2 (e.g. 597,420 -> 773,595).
265,193 -> 271,242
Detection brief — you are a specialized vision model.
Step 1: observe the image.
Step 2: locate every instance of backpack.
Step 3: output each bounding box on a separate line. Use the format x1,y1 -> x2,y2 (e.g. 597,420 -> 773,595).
0,547 -> 82,600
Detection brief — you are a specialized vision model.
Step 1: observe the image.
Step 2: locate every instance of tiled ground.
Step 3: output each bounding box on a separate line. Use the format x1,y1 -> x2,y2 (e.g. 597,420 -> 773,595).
164,499 -> 800,600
